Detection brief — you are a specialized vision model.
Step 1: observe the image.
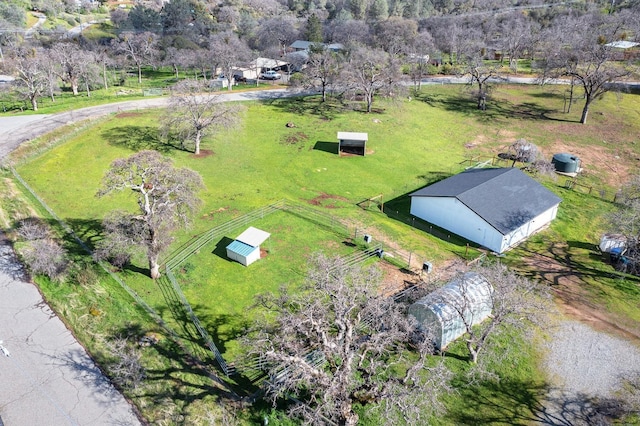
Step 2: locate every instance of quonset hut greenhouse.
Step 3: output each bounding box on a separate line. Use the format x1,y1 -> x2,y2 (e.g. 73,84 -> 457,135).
408,272 -> 493,350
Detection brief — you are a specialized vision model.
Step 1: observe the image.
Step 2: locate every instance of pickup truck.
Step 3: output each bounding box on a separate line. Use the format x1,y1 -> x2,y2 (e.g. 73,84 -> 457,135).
260,70 -> 282,80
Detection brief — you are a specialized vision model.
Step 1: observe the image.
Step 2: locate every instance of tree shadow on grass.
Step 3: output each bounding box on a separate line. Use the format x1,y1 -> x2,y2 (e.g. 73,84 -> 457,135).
447,378 -> 629,425
107,322 -> 239,408
154,273 -> 260,393
414,91 -> 576,123
265,95 -> 346,121
101,126 -> 179,154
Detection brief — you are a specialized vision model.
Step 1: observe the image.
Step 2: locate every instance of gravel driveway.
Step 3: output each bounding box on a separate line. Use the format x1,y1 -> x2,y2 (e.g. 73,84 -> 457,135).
535,319 -> 640,425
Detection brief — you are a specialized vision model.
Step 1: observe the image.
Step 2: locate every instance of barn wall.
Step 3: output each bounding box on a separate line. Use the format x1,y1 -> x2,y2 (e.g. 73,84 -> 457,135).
500,204 -> 558,252
410,196 -> 503,252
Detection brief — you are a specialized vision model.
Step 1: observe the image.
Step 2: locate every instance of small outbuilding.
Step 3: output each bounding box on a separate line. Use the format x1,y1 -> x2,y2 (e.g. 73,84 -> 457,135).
410,168 -> 561,253
337,132 -> 368,156
408,272 -> 493,350
226,226 -> 271,267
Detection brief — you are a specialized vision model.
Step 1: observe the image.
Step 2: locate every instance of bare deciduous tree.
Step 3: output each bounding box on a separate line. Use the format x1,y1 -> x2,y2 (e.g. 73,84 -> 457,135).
208,31 -> 251,91
16,218 -> 50,241
243,254 -> 452,426
21,238 -> 68,280
97,150 -> 204,279
607,174 -> 640,275
105,336 -> 146,390
7,47 -> 48,111
538,13 -> 633,124
50,42 -> 85,96
295,48 -> 343,102
344,46 -> 398,113
162,80 -> 244,155
112,31 -> 159,84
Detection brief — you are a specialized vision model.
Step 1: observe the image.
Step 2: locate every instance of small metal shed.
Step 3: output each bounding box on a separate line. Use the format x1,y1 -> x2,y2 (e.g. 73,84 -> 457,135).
337,132 -> 368,156
226,226 -> 271,266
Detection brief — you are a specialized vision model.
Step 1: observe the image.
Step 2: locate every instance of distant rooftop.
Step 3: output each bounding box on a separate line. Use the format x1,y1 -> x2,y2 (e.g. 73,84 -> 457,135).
605,41 -> 640,49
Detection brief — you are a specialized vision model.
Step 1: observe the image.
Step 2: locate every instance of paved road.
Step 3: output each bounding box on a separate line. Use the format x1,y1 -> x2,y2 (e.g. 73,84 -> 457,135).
0,89 -> 290,160
0,242 -> 141,426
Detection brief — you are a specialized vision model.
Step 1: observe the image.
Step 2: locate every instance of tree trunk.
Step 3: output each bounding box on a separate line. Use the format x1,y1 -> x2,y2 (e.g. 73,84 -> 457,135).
173,64 -> 179,79
103,63 -> 108,90
366,92 -> 373,113
138,65 -> 142,84
194,130 -> 202,155
71,78 -> 79,96
321,82 -> 327,102
31,96 -> 38,111
467,341 -> 479,363
580,98 -> 591,124
149,256 -> 161,279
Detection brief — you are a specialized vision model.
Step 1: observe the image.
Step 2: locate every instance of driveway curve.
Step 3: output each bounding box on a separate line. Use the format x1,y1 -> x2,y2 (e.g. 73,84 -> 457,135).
0,89 -> 290,160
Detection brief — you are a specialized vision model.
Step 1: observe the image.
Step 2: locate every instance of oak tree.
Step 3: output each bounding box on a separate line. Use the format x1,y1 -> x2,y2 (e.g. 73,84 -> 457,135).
97,150 -> 203,279
162,80 -> 244,155
244,254 -> 452,426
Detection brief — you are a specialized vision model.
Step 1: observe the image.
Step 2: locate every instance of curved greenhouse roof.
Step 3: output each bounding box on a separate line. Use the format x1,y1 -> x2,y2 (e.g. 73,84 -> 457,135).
408,272 -> 493,350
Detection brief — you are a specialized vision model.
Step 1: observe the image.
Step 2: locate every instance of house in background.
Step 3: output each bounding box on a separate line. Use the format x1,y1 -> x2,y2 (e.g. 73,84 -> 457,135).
289,40 -> 344,53
409,168 -> 561,253
233,57 -> 289,80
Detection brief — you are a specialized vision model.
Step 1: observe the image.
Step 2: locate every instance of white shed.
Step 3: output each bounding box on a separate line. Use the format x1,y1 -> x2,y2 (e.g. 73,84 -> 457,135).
226,226 -> 271,267
410,168 -> 561,253
408,272 -> 493,350
337,131 -> 368,156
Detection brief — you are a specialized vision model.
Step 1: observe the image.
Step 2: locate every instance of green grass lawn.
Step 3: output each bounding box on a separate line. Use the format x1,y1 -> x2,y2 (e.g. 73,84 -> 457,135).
10,83 -> 640,424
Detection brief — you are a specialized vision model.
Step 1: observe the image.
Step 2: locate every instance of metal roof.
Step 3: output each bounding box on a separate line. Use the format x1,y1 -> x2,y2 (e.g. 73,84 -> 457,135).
337,132 -> 368,141
410,168 -> 562,235
226,240 -> 258,257
605,41 -> 640,49
235,226 -> 270,247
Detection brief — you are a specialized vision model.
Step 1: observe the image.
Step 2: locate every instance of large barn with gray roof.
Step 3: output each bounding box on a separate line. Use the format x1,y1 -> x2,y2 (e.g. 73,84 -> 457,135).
409,168 -> 561,253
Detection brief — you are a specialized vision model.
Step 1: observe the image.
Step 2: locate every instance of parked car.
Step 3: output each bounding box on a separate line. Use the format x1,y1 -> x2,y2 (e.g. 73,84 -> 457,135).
260,70 -> 282,80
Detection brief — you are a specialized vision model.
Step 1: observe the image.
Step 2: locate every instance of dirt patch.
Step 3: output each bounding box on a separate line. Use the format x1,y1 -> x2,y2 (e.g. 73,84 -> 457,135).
522,243 -> 640,342
543,142 -> 634,187
281,132 -> 308,146
307,193 -> 349,209
378,261 -> 421,297
192,149 -> 213,158
260,247 -> 269,259
201,206 -> 234,220
115,112 -> 143,119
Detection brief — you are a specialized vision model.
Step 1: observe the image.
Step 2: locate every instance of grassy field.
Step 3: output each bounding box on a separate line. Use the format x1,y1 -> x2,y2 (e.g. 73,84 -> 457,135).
7,83 -> 640,424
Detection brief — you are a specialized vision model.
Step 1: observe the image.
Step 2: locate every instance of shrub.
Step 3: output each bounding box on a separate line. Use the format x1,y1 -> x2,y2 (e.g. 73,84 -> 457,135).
21,238 -> 68,280
105,336 -> 146,390
16,218 -> 50,241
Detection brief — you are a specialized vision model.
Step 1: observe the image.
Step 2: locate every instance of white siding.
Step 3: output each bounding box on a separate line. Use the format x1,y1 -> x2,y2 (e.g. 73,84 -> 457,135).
411,197 -> 559,253
500,205 -> 558,252
410,196 -> 504,252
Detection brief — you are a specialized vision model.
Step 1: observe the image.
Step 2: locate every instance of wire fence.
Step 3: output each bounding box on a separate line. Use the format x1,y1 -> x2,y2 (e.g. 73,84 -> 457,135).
9,166 -> 191,360
7,172 -> 438,380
